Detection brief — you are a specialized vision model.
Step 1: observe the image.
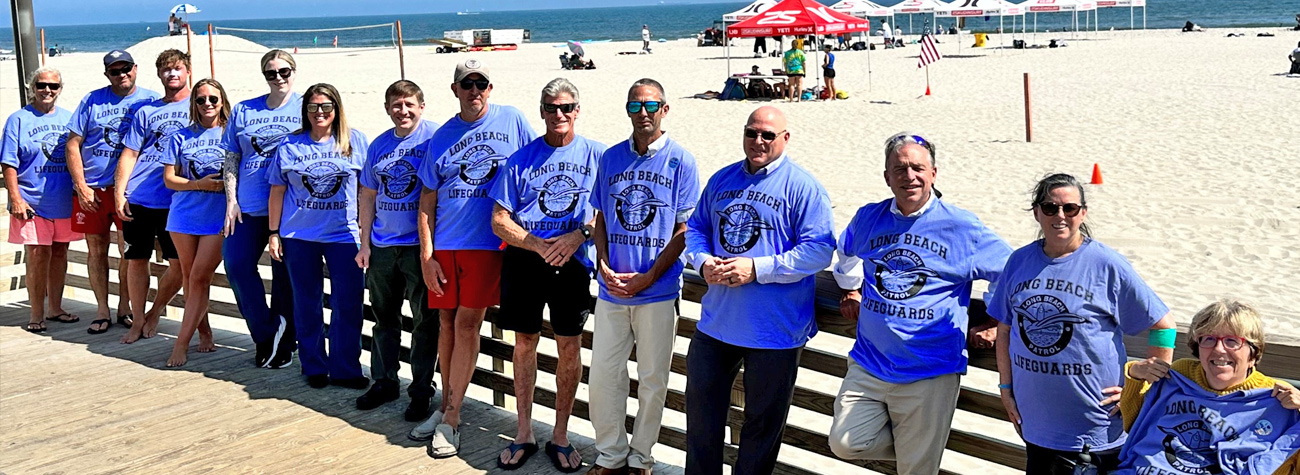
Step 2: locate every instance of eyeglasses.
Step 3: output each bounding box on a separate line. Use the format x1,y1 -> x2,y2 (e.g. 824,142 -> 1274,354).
306,102 -> 336,113
458,78 -> 490,91
542,103 -> 578,114
1197,334 -> 1256,351
743,128 -> 785,142
626,101 -> 663,114
106,64 -> 134,76
1037,202 -> 1085,217
194,95 -> 221,105
33,82 -> 61,91
262,67 -> 293,81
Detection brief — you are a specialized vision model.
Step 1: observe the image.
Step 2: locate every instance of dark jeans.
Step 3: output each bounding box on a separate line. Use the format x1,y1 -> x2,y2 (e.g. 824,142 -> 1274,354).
685,330 -> 802,475
1025,441 -> 1121,475
282,238 -> 364,379
223,214 -> 295,348
366,244 -> 438,398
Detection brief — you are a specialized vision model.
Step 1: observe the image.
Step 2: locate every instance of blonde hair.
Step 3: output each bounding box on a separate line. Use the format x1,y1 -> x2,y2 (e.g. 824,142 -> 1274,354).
259,49 -> 296,72
1187,299 -> 1266,361
189,78 -> 231,128
300,83 -> 352,156
24,67 -> 62,103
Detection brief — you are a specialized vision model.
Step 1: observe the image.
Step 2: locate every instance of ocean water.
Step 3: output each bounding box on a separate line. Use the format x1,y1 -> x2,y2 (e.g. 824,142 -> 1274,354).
0,0 -> 1295,54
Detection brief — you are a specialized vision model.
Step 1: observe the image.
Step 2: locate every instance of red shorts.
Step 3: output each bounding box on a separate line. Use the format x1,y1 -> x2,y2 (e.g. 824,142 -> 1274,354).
70,186 -> 122,235
427,249 -> 503,310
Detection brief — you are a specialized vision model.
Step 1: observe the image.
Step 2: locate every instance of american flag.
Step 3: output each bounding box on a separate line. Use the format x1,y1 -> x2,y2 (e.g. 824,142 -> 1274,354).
918,33 -> 942,68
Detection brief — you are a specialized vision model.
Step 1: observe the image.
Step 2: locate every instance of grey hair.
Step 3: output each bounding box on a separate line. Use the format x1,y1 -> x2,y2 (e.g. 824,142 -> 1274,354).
884,131 -> 936,167
628,78 -> 666,102
1029,173 -> 1092,238
25,67 -> 62,103
541,77 -> 579,103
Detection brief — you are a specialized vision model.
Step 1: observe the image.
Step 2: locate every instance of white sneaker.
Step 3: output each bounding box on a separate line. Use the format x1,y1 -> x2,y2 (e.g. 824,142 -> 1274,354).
428,423 -> 459,458
408,410 -> 444,441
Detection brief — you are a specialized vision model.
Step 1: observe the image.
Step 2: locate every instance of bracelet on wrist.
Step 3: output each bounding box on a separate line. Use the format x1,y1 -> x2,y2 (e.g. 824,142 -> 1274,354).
998,383 -> 1012,390
268,230 -> 280,236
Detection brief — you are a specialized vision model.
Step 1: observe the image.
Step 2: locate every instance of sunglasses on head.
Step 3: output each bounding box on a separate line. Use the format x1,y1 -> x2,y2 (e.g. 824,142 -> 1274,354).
458,78 -> 490,91
1037,202 -> 1085,217
306,102 -> 336,113
625,101 -> 662,114
887,133 -> 935,155
1197,334 -> 1255,351
194,95 -> 221,105
542,103 -> 578,114
106,64 -> 134,76
262,67 -> 293,81
743,128 -> 784,141
34,82 -> 61,91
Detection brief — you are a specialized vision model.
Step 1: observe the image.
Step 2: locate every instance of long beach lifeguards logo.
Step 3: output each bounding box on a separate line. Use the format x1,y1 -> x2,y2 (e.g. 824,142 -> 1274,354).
188,148 -> 225,182
533,175 -> 586,218
299,161 -> 350,199
612,185 -> 668,232
251,125 -> 291,158
452,144 -> 505,186
1158,421 -> 1219,474
870,249 -> 938,300
716,203 -> 772,254
101,117 -> 125,149
378,159 -> 419,200
39,132 -> 68,164
1014,295 -> 1087,357
149,120 -> 187,153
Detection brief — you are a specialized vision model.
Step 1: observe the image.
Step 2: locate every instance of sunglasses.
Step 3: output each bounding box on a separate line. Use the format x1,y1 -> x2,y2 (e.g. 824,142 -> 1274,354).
626,101 -> 663,114
262,67 -> 293,81
458,78 -> 490,91
1197,335 -> 1256,351
34,82 -> 61,91
542,103 -> 578,114
1037,202 -> 1085,217
306,102 -> 336,113
106,64 -> 134,76
887,133 -> 935,155
743,128 -> 785,141
194,95 -> 221,105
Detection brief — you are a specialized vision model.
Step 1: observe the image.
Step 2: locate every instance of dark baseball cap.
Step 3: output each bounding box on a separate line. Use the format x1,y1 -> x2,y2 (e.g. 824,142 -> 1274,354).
103,50 -> 134,67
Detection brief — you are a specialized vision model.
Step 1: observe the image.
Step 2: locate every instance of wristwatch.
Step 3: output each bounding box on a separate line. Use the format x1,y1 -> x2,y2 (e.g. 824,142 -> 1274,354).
580,224 -> 593,240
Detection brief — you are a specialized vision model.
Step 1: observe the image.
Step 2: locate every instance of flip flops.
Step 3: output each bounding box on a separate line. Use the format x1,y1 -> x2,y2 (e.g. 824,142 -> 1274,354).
497,442 -> 539,470
47,313 -> 79,323
116,314 -> 133,328
86,319 -> 112,334
545,441 -> 583,473
25,321 -> 46,333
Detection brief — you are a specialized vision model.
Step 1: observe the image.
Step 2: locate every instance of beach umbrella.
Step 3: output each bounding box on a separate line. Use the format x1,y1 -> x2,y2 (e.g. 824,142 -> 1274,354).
567,40 -> 586,57
170,4 -> 200,24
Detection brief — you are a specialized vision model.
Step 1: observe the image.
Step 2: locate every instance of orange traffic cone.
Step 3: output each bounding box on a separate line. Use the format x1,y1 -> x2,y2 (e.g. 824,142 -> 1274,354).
1090,163 -> 1104,185
925,85 -> 932,96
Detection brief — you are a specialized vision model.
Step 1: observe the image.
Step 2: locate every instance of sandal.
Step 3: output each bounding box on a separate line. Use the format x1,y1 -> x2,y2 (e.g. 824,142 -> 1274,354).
117,314 -> 133,328
497,442 -> 539,470
25,321 -> 46,333
47,313 -> 79,323
87,318 -> 112,334
545,441 -> 583,473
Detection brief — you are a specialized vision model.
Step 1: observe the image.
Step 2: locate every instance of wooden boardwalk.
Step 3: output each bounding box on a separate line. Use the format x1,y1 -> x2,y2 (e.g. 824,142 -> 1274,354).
0,298 -> 685,475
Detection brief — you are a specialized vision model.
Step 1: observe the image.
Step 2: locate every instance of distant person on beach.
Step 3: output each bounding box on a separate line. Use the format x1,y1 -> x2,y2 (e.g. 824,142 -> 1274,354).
4,67 -> 81,334
829,132 -> 1011,474
822,44 -> 836,101
160,78 -> 231,368
783,39 -> 806,102
168,13 -> 179,36
881,20 -> 894,48
221,49 -> 300,370
114,49 -> 191,349
747,65 -> 774,98
411,58 -> 536,458
1289,41 -> 1300,74
1182,21 -> 1204,32
352,80 -> 442,421
65,49 -> 157,335
684,106 -> 835,475
753,35 -> 767,57
587,78 -> 700,475
642,24 -> 652,53
990,173 -> 1176,473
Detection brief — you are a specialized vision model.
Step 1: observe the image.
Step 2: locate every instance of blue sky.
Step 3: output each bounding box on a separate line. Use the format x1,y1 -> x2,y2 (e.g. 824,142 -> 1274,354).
5,1 -> 731,26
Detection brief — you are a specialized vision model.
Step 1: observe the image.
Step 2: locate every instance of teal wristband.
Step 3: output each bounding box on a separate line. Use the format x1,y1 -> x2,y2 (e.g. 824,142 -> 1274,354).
998,383 -> 1012,390
1148,328 -> 1177,349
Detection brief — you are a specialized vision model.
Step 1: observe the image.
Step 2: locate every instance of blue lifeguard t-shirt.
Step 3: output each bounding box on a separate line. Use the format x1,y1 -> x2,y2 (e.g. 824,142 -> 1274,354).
360,120 -> 438,248
267,129 -> 368,244
164,124 -> 227,236
590,137 -> 701,306
417,105 -> 536,251
989,238 -> 1169,452
490,134 -> 605,271
836,198 -> 1011,384
1,105 -> 74,219
222,93 -> 303,216
122,98 -> 189,208
66,86 -> 160,188
684,157 -> 836,350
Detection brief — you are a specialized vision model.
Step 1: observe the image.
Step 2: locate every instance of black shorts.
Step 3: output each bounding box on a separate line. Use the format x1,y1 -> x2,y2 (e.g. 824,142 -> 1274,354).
496,245 -> 591,337
121,204 -> 178,260
823,67 -> 836,78
788,73 -> 805,78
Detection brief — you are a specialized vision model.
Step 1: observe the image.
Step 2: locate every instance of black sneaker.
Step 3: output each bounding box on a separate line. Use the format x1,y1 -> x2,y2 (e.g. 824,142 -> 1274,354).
254,340 -> 272,368
405,395 -> 432,422
307,374 -> 329,388
267,317 -> 294,369
356,380 -> 400,410
331,377 -> 370,390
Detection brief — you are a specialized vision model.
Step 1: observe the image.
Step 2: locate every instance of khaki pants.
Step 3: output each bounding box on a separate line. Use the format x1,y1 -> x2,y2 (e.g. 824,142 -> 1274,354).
828,360 -> 961,475
588,298 -> 678,469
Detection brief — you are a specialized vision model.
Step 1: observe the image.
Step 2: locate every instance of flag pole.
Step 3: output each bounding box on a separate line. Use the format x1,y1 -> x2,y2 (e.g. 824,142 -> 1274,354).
925,64 -> 931,95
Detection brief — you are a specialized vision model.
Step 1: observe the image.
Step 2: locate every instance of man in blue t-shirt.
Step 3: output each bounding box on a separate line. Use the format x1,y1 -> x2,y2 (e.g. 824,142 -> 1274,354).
828,132 -> 1012,474
65,49 -> 159,335
587,78 -> 700,475
489,78 -> 604,472
353,80 -> 442,422
112,49 -> 191,345
683,106 -> 836,475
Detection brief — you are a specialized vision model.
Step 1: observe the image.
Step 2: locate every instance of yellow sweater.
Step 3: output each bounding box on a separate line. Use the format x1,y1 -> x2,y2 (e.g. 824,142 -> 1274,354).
1119,358 -> 1277,431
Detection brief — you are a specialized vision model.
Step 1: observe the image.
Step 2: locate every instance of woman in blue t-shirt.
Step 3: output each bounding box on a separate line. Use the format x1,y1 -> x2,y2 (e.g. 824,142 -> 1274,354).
2,67 -> 81,333
991,173 -> 1176,473
162,78 -> 230,367
266,83 -> 369,389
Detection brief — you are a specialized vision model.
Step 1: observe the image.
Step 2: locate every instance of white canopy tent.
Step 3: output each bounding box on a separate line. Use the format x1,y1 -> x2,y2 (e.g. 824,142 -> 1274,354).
1022,0 -> 1098,41
724,0 -> 780,22
933,0 -> 1026,48
889,0 -> 946,35
831,0 -> 891,43
1095,0 -> 1146,30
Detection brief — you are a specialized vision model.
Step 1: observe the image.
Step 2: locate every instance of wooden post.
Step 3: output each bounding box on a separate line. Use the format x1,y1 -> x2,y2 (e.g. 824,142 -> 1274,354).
186,26 -> 193,89
39,28 -> 44,66
396,20 -> 406,80
1023,72 -> 1033,142
208,23 -> 215,79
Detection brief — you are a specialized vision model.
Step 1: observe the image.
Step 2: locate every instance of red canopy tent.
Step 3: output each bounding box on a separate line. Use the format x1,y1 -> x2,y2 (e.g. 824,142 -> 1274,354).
722,0 -> 872,89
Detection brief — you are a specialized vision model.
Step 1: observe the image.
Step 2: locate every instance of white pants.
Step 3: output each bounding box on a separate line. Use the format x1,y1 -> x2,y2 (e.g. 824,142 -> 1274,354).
588,298 -> 678,469
828,360 -> 961,475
